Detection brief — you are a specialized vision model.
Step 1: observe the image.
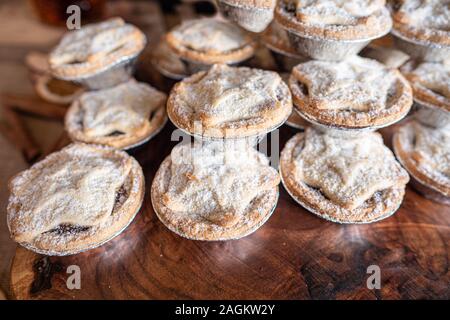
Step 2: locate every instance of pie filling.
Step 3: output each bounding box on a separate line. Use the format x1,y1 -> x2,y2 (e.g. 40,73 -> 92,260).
39,182 -> 130,238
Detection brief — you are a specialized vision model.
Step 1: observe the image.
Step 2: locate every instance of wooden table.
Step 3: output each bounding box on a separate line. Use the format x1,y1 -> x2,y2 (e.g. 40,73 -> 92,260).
10,123 -> 450,300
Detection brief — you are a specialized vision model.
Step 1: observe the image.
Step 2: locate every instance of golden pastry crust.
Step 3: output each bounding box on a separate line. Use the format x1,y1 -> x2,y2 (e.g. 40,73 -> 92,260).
167,64 -> 292,139
151,143 -> 280,240
401,60 -> 450,113
49,18 -> 146,79
393,120 -> 450,198
65,80 -> 167,149
275,0 -> 392,41
7,143 -> 145,255
289,57 -> 413,129
166,18 -> 256,65
392,0 -> 450,46
280,130 -> 409,223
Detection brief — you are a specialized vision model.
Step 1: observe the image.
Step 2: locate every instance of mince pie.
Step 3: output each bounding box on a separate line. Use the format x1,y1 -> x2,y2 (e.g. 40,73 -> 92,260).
280,127 -> 409,223
393,120 -> 450,204
392,0 -> 450,46
401,59 -> 450,127
391,0 -> 450,61
7,143 -> 145,255
275,0 -> 392,60
401,60 -> 450,113
289,56 -> 413,129
166,18 -> 256,73
276,0 -> 392,40
167,64 -> 292,139
151,141 -> 280,240
216,0 -> 277,33
65,79 -> 167,149
49,18 -> 146,86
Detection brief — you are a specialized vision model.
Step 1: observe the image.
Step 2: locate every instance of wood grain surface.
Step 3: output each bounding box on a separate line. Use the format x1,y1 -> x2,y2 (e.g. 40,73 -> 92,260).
10,123 -> 450,300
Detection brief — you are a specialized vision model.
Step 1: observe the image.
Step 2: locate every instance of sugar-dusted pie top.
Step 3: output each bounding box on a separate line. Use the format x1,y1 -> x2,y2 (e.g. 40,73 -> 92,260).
8,143 -> 133,243
162,142 -> 280,227
394,0 -> 450,32
221,0 -> 277,9
167,64 -> 292,138
75,79 -> 166,138
410,121 -> 450,187
49,18 -> 146,79
293,0 -> 386,25
166,18 -> 255,64
291,128 -> 409,210
276,0 -> 392,40
291,56 -> 401,111
169,18 -> 250,54
404,60 -> 450,99
393,0 -> 450,45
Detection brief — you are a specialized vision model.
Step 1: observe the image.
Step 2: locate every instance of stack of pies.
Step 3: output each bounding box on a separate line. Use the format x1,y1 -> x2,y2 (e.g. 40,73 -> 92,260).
5,17 -> 155,255
273,1 -> 415,222
282,54 -> 414,222
153,63 -> 291,239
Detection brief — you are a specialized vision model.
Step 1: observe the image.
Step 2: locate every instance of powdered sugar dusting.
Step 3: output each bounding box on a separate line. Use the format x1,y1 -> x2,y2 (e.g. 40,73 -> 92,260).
7,144 -> 132,243
294,0 -> 386,25
77,79 -> 166,138
409,61 -> 450,99
292,128 -> 409,210
396,0 -> 450,31
176,64 -> 283,127
170,18 -> 249,53
163,142 -> 280,226
293,56 -> 397,112
411,121 -> 450,187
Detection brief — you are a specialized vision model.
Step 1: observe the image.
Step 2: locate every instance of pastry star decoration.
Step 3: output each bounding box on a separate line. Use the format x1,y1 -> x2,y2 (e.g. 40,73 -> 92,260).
163,145 -> 279,227
304,58 -> 393,111
298,131 -> 401,209
11,149 -> 130,242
